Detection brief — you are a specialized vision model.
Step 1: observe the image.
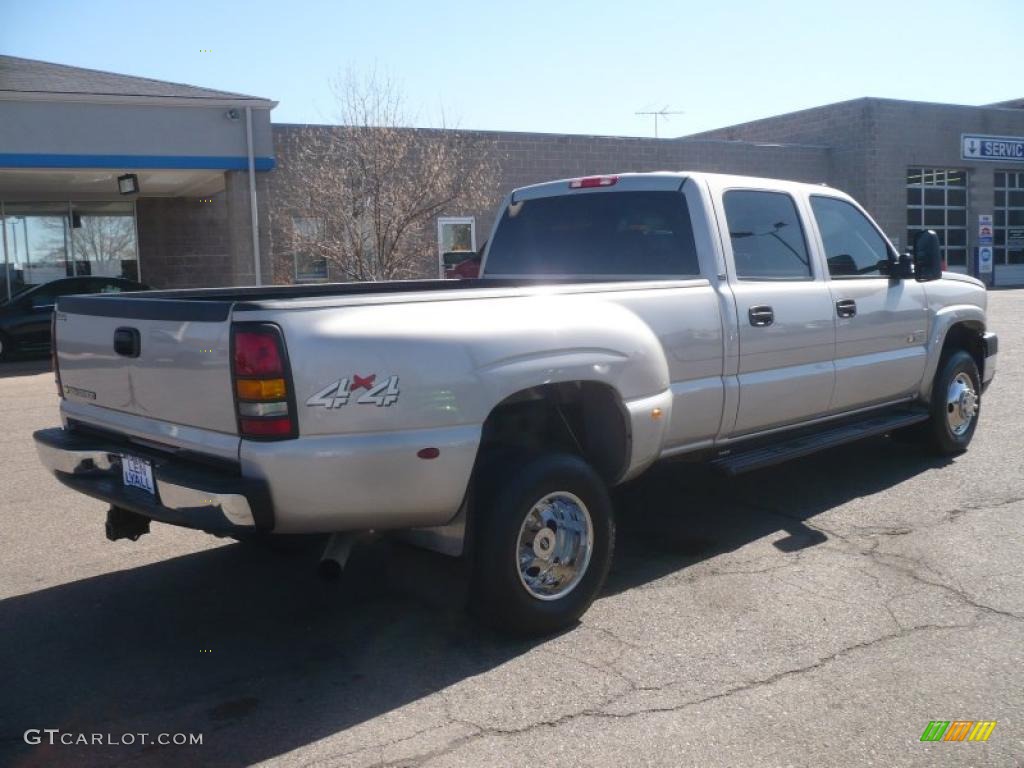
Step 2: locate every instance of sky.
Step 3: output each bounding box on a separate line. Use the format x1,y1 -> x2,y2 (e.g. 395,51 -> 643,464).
2,0 -> 1021,137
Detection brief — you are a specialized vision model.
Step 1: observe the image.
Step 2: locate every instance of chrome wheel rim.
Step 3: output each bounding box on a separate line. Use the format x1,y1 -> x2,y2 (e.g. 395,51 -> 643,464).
946,372 -> 978,437
516,491 -> 594,601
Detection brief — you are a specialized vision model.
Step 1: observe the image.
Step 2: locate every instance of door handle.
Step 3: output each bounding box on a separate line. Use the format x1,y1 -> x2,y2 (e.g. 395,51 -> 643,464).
748,305 -> 774,327
113,327 -> 141,358
835,299 -> 857,318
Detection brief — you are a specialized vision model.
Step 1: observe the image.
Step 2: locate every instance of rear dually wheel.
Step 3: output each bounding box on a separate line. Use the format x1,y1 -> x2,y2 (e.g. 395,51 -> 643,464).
470,452 -> 614,636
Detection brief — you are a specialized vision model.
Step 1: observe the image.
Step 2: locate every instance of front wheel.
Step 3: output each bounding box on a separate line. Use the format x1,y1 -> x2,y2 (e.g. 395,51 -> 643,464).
470,452 -> 614,636
923,349 -> 981,455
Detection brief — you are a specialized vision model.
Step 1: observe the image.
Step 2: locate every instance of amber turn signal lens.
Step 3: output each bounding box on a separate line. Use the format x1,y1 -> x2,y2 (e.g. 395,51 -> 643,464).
236,378 -> 287,400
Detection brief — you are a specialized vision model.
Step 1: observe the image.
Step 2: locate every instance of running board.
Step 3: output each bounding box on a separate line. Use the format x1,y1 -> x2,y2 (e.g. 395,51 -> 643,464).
712,410 -> 929,476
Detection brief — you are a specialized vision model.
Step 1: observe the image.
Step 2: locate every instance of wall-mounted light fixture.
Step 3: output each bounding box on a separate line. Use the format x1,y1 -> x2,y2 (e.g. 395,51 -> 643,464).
117,173 -> 139,195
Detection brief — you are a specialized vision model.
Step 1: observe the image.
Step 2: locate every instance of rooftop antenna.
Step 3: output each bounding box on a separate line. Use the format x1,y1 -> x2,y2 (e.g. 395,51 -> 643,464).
635,106 -> 685,138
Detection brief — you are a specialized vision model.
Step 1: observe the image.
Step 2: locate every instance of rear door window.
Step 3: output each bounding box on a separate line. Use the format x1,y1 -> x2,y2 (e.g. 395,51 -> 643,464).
485,191 -> 700,277
724,190 -> 812,279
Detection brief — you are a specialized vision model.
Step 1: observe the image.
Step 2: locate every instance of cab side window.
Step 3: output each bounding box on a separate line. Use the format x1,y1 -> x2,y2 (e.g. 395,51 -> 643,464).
810,196 -> 892,277
724,190 -> 812,279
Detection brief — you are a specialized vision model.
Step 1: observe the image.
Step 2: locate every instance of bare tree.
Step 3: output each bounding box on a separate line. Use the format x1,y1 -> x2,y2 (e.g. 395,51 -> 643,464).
272,69 -> 501,283
37,214 -> 135,274
71,216 -> 136,265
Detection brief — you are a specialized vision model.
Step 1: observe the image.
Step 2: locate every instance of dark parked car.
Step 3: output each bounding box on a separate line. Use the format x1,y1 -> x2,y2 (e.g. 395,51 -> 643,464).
0,277 -> 148,360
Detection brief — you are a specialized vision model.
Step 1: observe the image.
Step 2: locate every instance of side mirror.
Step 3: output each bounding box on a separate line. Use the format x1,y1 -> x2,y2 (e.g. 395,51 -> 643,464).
913,230 -> 942,282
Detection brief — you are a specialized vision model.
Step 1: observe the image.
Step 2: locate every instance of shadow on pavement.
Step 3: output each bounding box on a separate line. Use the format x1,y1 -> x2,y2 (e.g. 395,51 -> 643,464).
0,435 -> 951,767
606,435 -> 951,596
0,356 -> 51,379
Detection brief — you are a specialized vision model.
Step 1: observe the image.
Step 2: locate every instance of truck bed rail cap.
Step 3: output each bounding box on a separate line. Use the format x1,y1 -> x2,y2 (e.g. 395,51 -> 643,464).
57,295 -> 232,322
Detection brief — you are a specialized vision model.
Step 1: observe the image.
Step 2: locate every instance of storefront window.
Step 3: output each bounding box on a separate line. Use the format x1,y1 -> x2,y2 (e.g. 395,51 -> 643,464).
905,168 -> 969,268
994,171 -> 1024,265
1,201 -> 138,299
2,203 -> 69,291
71,202 -> 139,279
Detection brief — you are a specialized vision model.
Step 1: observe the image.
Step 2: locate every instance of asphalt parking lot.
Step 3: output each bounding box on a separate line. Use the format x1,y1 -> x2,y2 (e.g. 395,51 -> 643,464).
1,290 -> 1022,768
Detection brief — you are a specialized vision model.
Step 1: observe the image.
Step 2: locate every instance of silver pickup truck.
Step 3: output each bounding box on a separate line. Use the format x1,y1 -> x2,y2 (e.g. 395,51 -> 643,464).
34,172 -> 997,635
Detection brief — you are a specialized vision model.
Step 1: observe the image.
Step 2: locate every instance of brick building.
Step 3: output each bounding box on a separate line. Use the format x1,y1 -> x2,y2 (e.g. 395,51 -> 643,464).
3,55 -> 1024,293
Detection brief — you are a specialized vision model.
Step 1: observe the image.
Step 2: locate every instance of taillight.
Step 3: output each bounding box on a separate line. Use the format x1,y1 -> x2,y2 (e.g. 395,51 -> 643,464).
51,311 -> 63,398
231,323 -> 297,440
569,175 -> 618,189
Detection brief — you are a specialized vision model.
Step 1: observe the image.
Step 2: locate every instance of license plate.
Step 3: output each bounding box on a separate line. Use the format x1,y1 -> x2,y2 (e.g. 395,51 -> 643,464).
122,455 -> 155,495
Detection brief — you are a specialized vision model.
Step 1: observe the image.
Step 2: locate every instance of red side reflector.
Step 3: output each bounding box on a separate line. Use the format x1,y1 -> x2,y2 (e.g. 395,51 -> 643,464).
569,175 -> 618,189
239,417 -> 294,436
234,331 -> 284,376
417,447 -> 440,459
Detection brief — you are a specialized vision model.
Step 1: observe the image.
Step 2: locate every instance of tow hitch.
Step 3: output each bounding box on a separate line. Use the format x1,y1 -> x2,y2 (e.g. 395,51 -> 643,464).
105,506 -> 151,541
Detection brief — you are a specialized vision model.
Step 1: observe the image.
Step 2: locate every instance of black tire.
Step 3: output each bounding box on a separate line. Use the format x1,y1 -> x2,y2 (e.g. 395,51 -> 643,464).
470,452 -> 614,637
0,332 -> 11,362
923,349 -> 981,455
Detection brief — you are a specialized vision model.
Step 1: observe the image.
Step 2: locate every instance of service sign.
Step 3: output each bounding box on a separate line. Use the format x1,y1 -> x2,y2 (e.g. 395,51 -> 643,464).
962,134 -> 1024,162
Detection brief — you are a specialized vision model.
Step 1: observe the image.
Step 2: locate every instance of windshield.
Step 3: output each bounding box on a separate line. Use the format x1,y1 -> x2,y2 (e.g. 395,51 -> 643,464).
485,191 -> 700,277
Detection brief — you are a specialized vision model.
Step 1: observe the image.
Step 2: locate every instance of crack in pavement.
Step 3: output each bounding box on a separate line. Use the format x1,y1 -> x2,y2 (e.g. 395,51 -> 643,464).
361,493 -> 1024,766
726,492 -> 1023,622
297,720 -> 480,768
861,547 -> 1023,622
383,618 -> 987,767
629,558 -> 799,594
97,483 -> 1022,768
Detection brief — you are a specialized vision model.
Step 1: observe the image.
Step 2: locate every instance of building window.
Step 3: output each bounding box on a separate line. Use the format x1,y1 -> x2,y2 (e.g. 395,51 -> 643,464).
994,171 -> 1024,265
906,168 -> 968,268
437,217 -> 476,278
292,216 -> 328,282
1,201 -> 139,299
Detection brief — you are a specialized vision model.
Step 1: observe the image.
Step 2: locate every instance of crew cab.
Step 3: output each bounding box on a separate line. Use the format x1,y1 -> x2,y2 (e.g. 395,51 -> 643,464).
33,172 -> 998,635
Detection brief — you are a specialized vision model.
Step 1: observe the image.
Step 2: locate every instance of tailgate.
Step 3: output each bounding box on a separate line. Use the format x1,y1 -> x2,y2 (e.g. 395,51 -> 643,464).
55,295 -> 238,434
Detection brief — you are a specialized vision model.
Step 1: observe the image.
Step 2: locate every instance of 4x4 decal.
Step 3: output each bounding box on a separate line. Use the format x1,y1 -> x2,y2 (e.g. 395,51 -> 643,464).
306,374 -> 400,408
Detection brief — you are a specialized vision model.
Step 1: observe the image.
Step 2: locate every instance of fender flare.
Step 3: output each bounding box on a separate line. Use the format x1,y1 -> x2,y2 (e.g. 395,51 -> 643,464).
918,305 -> 986,401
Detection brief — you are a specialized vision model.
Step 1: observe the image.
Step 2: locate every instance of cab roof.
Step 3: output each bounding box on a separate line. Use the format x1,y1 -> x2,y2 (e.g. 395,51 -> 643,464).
511,171 -> 834,202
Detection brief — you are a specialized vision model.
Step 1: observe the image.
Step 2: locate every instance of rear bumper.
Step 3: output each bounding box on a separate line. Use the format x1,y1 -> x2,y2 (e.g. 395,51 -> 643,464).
983,332 -> 998,392
33,427 -> 273,534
